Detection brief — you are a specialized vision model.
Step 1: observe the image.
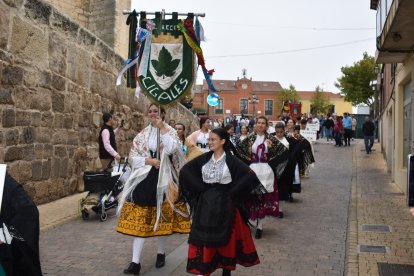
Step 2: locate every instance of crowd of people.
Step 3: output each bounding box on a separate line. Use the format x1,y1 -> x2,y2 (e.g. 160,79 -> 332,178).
112,104 -> 315,276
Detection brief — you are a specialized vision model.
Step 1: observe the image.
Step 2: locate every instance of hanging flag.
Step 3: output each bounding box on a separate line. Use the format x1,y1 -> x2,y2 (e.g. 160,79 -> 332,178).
126,10 -> 138,88
137,15 -> 194,105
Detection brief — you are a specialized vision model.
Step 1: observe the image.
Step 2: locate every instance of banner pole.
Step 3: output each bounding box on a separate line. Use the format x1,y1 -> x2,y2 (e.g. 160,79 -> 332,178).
157,105 -> 161,160
122,10 -> 205,17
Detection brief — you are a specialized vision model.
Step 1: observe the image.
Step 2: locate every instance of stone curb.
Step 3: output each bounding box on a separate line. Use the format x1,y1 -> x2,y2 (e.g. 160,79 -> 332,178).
38,192 -> 88,232
345,143 -> 359,276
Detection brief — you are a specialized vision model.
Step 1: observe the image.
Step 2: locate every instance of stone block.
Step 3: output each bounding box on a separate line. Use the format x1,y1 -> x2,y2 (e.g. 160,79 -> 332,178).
50,10 -> 79,38
78,127 -> 90,142
24,0 -> 51,25
34,180 -> 50,200
31,111 -> 41,126
52,113 -> 64,128
10,16 -> 48,69
12,86 -> 31,109
18,161 -> 32,182
5,128 -> 18,146
59,158 -> 68,177
0,130 -> 3,144
31,160 -> 42,181
16,110 -> 31,126
0,1 -> 10,49
78,111 -> 92,127
51,158 -> 59,178
54,145 -> 67,158
5,146 -> 22,161
51,91 -> 65,113
34,143 -> 43,159
51,74 -> 66,91
2,109 -> 15,127
3,0 -> 24,8
0,86 -> 13,105
21,127 -> 35,144
23,69 -> 52,89
73,147 -> 87,160
92,112 -> 101,128
35,127 -> 51,143
41,111 -> 53,127
30,87 -> 52,111
22,144 -> 35,161
65,92 -> 82,113
42,160 -> 51,179
43,143 -> 53,158
48,32 -> 67,76
52,129 -> 67,145
67,45 -> 90,88
95,40 -> 114,64
1,65 -> 23,85
63,115 -> 73,129
67,130 -> 79,145
78,28 -> 96,48
86,145 -> 98,159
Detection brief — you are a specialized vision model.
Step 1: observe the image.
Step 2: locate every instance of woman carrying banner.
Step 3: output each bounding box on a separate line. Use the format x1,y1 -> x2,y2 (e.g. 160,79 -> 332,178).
187,117 -> 211,153
179,128 -> 262,276
117,104 -> 191,275
236,116 -> 289,239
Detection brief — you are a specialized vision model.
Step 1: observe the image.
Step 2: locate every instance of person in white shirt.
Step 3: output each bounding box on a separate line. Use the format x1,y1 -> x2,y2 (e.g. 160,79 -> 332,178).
98,113 -> 121,170
267,121 -> 276,134
187,117 -> 211,153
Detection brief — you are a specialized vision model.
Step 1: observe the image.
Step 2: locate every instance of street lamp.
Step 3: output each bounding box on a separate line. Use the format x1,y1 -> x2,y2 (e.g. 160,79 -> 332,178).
249,94 -> 259,117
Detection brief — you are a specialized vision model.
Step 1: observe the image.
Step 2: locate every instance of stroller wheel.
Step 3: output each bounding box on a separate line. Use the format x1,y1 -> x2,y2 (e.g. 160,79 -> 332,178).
100,212 -> 108,222
81,210 -> 89,220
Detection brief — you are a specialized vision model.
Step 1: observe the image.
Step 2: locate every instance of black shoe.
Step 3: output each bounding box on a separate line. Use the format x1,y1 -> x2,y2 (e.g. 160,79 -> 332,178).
124,262 -> 141,275
279,211 -> 284,218
255,229 -> 262,239
155,253 -> 165,268
289,195 -> 294,202
222,268 -> 231,276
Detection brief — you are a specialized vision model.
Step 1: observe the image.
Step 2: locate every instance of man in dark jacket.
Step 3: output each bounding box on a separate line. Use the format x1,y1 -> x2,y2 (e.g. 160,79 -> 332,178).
98,113 -> 121,170
362,116 -> 375,154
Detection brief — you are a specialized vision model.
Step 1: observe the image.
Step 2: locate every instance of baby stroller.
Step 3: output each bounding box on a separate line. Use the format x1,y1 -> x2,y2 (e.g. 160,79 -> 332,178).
80,158 -> 130,222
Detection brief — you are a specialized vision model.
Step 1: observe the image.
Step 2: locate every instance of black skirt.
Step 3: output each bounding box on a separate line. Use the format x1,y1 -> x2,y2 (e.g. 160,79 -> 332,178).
132,167 -> 159,206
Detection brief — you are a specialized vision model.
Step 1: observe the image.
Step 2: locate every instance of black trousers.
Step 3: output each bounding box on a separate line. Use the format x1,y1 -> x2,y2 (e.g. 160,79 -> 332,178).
344,129 -> 352,145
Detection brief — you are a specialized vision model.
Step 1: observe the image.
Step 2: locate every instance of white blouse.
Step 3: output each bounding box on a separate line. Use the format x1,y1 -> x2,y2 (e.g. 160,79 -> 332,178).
252,134 -> 268,154
196,131 -> 210,152
202,153 -> 232,184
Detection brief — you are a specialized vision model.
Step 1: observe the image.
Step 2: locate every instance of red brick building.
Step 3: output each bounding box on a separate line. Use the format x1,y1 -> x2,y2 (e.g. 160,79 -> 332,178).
192,76 -> 283,121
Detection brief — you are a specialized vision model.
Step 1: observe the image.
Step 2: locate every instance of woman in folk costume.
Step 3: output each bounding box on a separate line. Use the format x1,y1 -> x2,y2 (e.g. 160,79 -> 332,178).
236,116 -> 289,239
187,117 -> 211,153
285,119 -> 315,195
179,128 -> 263,276
117,104 -> 191,275
174,123 -> 203,161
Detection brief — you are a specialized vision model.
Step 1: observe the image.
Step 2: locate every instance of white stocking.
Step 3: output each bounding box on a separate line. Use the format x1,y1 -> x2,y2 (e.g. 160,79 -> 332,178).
157,236 -> 167,254
257,218 -> 263,230
279,201 -> 284,212
132,237 -> 145,264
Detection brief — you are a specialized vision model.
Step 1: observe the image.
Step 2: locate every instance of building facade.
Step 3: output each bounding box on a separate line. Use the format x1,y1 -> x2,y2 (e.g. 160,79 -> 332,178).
193,77 -> 283,121
192,77 -> 353,122
371,0 -> 414,192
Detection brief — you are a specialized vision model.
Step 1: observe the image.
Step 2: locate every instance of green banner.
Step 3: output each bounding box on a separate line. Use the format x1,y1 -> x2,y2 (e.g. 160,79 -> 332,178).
138,18 -> 194,105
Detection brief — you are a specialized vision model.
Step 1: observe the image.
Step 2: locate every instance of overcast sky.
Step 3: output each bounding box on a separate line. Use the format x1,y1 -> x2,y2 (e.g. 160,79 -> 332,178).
130,0 -> 376,93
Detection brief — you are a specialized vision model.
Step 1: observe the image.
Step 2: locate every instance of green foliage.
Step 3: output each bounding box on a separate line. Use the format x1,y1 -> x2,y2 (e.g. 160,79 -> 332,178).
310,86 -> 331,114
335,52 -> 377,106
278,84 -> 300,103
151,47 -> 180,78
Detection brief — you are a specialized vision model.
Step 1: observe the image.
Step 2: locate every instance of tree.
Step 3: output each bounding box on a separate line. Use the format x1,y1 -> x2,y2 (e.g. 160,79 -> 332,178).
310,86 -> 331,115
335,52 -> 377,106
278,84 -> 300,103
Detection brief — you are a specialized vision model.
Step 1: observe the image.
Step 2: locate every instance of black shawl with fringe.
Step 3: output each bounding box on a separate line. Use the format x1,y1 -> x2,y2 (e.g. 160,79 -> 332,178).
179,151 -> 262,247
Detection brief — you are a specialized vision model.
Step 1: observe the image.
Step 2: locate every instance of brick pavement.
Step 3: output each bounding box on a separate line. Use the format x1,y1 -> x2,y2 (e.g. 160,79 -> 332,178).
40,140 -> 414,276
345,141 -> 414,276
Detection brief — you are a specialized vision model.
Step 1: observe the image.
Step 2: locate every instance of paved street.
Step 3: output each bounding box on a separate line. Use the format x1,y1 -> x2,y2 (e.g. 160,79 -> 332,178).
40,141 -> 353,275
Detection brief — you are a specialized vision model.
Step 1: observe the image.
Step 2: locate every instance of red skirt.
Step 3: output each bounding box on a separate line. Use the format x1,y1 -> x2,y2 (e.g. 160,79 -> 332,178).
187,209 -> 260,275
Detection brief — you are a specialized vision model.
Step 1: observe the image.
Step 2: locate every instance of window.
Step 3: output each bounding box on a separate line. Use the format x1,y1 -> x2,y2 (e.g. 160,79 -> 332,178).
240,99 -> 248,115
403,82 -> 412,168
215,99 -> 223,114
264,100 -> 273,116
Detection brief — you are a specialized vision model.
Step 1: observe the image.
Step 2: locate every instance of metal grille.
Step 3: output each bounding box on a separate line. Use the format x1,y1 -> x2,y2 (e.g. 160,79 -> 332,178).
359,245 -> 387,253
361,225 -> 391,232
378,263 -> 414,276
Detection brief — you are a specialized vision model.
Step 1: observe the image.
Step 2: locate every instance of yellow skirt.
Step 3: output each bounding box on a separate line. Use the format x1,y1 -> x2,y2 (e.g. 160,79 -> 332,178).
117,201 -> 191,237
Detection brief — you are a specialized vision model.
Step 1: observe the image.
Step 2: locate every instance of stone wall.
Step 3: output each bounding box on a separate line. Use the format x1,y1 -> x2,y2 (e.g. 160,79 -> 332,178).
0,0 -> 199,204
45,0 -> 130,58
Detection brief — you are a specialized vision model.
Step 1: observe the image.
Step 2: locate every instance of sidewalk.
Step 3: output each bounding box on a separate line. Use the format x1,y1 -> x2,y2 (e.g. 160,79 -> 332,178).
346,140 -> 414,275
38,191 -> 88,231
